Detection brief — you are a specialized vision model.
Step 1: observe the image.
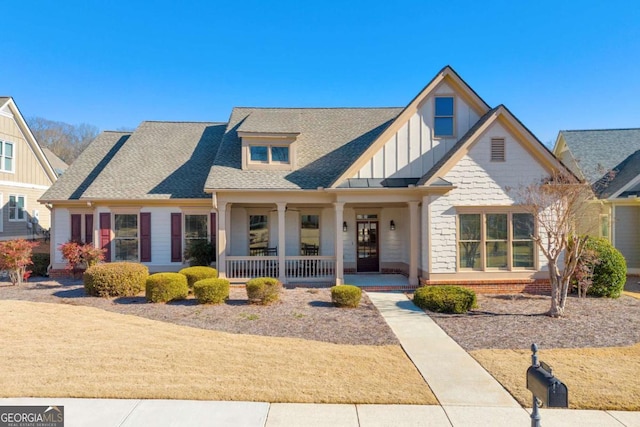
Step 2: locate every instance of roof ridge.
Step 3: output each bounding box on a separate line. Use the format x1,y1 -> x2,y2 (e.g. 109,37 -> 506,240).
141,120 -> 227,124
561,128 -> 640,133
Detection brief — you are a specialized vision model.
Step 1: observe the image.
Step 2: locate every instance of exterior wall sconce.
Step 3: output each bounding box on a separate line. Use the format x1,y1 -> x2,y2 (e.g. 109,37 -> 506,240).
390,220 -> 396,231
343,221 -> 348,232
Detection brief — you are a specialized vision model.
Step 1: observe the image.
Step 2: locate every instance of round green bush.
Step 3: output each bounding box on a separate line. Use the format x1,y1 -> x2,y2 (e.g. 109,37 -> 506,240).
179,266 -> 218,289
413,285 -> 477,314
584,236 -> 627,298
330,284 -> 362,308
146,272 -> 189,303
84,262 -> 149,297
193,278 -> 230,304
28,253 -> 50,277
246,277 -> 281,305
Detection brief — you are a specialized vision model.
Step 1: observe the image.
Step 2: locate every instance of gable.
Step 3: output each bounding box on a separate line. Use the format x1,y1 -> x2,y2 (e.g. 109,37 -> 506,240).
353,80 -> 482,180
0,98 -> 57,186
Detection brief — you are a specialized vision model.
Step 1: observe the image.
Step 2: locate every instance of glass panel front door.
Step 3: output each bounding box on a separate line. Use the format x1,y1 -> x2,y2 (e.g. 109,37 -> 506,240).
357,220 -> 379,272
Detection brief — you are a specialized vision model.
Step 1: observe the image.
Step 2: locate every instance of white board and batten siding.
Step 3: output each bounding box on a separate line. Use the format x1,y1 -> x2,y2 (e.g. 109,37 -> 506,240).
354,82 -> 480,179
429,122 -> 548,274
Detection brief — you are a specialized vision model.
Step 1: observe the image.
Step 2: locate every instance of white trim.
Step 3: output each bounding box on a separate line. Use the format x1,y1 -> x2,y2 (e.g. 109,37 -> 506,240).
609,173 -> 640,199
0,180 -> 50,190
0,110 -> 13,118
0,140 -> 15,174
8,194 -> 26,222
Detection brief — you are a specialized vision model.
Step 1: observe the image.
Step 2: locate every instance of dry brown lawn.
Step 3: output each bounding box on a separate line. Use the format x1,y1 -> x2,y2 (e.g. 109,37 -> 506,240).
472,345 -> 640,410
0,300 -> 436,404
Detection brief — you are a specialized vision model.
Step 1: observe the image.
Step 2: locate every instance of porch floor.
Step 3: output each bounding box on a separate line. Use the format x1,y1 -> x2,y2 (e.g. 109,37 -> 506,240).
344,274 -> 417,291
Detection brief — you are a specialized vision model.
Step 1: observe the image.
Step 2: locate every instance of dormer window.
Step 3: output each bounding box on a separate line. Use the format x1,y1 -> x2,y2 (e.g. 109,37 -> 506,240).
434,96 -> 455,138
239,131 -> 298,170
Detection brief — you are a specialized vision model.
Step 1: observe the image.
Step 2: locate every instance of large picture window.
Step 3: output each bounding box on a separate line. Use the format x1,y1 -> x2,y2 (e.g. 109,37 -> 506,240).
249,215 -> 269,256
458,212 -> 535,270
114,214 -> 138,261
185,214 -> 208,251
8,195 -> 25,221
301,214 -> 320,256
0,140 -> 14,172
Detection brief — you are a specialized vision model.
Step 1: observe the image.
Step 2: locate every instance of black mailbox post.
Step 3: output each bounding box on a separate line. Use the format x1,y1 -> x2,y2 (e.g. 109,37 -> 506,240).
526,344 -> 568,427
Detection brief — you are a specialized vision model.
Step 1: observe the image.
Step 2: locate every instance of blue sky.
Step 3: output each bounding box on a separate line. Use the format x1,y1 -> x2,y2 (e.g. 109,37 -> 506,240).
3,0 -> 639,146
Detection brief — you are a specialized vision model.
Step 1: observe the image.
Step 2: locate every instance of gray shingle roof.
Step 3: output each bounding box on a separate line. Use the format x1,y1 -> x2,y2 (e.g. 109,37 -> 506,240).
337,178 -> 420,188
595,149 -> 640,198
560,129 -> 640,183
40,147 -> 68,176
42,122 -> 226,201
40,131 -> 131,201
206,107 -> 402,190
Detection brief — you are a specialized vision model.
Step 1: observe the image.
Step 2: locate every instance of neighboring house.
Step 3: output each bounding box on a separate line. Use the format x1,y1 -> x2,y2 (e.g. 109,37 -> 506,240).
41,66 -> 568,292
554,129 -> 640,273
0,97 -> 63,240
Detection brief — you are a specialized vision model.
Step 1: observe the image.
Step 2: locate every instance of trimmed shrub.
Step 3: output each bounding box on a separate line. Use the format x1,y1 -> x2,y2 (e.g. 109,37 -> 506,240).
179,266 -> 218,289
413,286 -> 477,314
145,273 -> 189,303
28,253 -> 50,277
184,240 -> 215,266
331,284 -> 362,308
246,277 -> 282,305
583,236 -> 627,298
194,278 -> 230,304
84,262 -> 149,297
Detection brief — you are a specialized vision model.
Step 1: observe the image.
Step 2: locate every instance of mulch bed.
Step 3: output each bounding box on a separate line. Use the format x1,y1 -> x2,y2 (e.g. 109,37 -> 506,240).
0,278 -> 398,346
425,291 -> 640,351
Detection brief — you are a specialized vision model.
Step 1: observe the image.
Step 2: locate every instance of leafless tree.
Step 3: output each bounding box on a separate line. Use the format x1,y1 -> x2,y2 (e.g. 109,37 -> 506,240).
27,117 -> 99,164
513,171 -> 596,317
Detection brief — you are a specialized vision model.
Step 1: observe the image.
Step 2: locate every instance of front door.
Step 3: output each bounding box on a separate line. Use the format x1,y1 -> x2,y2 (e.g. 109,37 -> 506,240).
357,220 -> 379,272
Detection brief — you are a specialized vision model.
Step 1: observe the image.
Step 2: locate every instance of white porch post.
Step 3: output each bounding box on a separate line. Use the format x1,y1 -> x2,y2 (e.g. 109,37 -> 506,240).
217,201 -> 229,279
408,200 -> 420,286
421,195 -> 431,279
276,202 -> 287,284
334,202 -> 345,285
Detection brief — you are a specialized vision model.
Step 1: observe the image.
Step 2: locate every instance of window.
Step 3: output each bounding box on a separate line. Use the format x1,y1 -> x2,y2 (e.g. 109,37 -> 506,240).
491,138 -> 506,162
301,214 -> 320,255
599,214 -> 611,241
458,212 -> 535,270
434,97 -> 454,137
8,195 -> 25,221
249,145 -> 290,164
0,140 -> 14,172
249,215 -> 269,255
185,214 -> 208,251
114,214 -> 138,261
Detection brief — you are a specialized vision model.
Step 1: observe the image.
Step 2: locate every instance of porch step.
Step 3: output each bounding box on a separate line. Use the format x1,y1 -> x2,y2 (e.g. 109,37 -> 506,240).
359,285 -> 419,292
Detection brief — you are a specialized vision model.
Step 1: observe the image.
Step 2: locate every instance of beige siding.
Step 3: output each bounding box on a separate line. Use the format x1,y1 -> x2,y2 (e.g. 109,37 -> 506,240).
0,114 -> 52,187
614,206 -> 640,269
0,184 -> 50,240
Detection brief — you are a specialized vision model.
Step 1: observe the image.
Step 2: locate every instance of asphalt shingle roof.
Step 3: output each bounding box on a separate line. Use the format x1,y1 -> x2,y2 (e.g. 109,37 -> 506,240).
560,129 -> 640,183
41,131 -> 131,201
42,122 -> 226,200
40,147 -> 68,176
206,107 -> 402,190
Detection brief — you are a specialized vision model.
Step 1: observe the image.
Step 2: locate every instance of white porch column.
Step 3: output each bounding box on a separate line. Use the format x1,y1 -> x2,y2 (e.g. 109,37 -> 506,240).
276,202 -> 287,284
421,195 -> 431,277
217,201 -> 229,279
408,200 -> 420,286
334,202 -> 345,285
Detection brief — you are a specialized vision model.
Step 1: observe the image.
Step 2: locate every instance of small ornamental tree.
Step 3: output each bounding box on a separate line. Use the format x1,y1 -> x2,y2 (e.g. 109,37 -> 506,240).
59,241 -> 106,278
0,239 -> 39,286
513,171 -> 596,317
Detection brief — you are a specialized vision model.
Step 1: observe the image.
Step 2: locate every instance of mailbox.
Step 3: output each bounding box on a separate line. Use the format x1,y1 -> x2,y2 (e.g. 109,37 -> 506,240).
526,361 -> 568,408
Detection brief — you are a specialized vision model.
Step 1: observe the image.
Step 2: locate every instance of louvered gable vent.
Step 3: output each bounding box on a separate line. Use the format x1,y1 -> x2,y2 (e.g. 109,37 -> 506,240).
491,138 -> 505,161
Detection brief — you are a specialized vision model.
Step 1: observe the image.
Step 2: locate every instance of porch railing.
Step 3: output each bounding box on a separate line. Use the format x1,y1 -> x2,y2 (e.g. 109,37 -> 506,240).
225,256 -> 335,281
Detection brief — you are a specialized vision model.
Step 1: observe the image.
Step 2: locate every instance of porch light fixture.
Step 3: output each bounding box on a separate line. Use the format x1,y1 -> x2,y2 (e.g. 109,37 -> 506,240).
390,220 -> 396,231
343,221 -> 348,232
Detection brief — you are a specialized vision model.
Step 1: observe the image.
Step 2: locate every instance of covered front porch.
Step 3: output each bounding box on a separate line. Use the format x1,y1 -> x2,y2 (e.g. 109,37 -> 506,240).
212,192 -> 427,286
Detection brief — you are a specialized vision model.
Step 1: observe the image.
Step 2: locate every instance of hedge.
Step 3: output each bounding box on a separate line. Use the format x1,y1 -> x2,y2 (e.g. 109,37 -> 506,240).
28,253 -> 50,277
179,266 -> 218,289
193,278 -> 230,304
84,262 -> 149,297
330,284 -> 362,308
246,277 -> 281,305
146,273 -> 189,303
413,285 -> 477,314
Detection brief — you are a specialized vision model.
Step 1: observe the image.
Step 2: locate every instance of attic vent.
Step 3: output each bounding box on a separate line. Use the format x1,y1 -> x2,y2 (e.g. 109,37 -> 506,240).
491,138 -> 505,162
